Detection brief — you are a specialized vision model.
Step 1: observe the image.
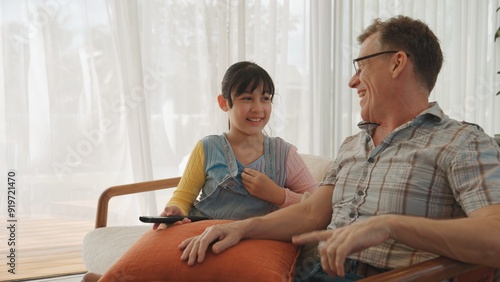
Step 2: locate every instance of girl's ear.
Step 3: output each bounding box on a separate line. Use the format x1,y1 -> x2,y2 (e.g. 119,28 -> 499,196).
217,95 -> 229,112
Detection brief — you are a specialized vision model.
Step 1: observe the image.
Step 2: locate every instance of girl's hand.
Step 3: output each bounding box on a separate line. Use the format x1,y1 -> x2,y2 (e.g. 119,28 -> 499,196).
153,206 -> 189,230
241,168 -> 285,205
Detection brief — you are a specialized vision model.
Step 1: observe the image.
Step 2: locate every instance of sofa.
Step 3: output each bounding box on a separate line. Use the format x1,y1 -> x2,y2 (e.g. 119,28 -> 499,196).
82,153 -> 494,281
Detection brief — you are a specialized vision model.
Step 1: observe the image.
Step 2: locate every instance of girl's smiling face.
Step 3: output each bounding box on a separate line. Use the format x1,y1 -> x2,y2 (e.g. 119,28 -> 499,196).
219,83 -> 272,137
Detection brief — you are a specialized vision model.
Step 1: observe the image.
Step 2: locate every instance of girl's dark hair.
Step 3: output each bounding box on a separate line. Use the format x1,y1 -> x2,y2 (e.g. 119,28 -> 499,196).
221,61 -> 275,107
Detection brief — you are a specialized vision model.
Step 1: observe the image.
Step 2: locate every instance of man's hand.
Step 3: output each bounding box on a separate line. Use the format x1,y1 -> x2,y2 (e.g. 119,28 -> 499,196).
292,215 -> 394,277
179,222 -> 244,266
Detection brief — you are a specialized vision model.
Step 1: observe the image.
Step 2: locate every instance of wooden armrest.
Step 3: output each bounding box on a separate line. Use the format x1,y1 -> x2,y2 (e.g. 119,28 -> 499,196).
95,177 -> 181,228
360,256 -> 491,282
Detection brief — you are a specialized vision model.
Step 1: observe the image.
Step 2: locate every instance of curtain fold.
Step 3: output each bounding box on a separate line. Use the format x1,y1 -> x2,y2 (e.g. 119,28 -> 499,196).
106,0 -> 153,182
105,0 -> 157,216
309,0 -> 334,155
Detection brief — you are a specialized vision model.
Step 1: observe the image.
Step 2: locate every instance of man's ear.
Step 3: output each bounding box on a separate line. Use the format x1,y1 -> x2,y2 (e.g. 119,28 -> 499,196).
391,51 -> 409,78
217,95 -> 229,112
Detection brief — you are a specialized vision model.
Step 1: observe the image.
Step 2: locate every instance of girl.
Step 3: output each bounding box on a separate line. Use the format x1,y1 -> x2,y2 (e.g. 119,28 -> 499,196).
82,61 -> 318,282
155,61 -> 318,225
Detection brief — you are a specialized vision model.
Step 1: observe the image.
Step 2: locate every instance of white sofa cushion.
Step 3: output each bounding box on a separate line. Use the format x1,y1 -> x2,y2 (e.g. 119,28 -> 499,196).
82,225 -> 150,274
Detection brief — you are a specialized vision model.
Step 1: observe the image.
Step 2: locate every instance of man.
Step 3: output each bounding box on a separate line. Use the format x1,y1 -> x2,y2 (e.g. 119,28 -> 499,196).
179,15 -> 500,280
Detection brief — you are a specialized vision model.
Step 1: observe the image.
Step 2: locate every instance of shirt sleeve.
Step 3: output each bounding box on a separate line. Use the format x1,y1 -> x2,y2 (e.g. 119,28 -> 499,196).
166,141 -> 206,215
449,133 -> 500,214
280,147 -> 319,207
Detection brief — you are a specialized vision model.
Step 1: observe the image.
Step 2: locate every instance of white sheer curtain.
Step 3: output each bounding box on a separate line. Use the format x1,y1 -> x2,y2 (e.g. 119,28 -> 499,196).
0,0 -> 499,274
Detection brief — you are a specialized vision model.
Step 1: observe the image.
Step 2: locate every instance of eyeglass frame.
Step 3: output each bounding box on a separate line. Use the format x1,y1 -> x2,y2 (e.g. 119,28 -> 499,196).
352,50 -> 410,76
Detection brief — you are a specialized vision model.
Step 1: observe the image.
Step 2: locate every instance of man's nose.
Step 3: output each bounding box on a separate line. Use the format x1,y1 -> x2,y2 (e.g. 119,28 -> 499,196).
348,74 -> 360,89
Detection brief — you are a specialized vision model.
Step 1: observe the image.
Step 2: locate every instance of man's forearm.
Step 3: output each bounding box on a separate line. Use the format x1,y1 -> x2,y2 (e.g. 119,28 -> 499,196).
240,185 -> 334,241
388,204 -> 500,268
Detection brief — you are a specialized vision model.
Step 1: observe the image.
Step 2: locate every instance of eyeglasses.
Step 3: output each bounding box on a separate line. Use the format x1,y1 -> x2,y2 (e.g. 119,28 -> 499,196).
352,51 -> 409,76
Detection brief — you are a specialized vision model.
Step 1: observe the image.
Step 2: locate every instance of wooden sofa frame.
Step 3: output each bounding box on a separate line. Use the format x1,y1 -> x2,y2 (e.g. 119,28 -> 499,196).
94,177 -> 494,282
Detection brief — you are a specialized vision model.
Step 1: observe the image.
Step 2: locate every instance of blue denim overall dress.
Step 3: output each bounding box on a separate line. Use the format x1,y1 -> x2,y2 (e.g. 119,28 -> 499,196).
190,134 -> 292,220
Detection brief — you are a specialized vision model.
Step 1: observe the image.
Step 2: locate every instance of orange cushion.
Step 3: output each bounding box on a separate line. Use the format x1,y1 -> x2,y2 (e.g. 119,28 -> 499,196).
99,220 -> 300,282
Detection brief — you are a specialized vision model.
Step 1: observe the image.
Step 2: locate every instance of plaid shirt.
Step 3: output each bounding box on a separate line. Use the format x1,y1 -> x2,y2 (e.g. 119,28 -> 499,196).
322,102 -> 500,269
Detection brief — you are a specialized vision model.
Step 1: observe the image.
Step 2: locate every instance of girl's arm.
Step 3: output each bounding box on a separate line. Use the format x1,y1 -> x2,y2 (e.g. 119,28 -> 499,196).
241,147 -> 319,206
280,147 -> 319,207
165,141 -> 206,215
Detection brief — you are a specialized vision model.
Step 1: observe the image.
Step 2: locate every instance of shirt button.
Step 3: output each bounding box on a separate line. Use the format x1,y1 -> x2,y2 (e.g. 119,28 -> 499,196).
228,181 -> 234,187
357,190 -> 364,196
365,136 -> 371,142
367,157 -> 374,163
349,213 -> 356,218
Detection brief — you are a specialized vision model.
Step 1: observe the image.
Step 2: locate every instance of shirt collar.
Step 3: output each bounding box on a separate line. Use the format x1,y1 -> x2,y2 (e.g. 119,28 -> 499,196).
357,101 -> 446,132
